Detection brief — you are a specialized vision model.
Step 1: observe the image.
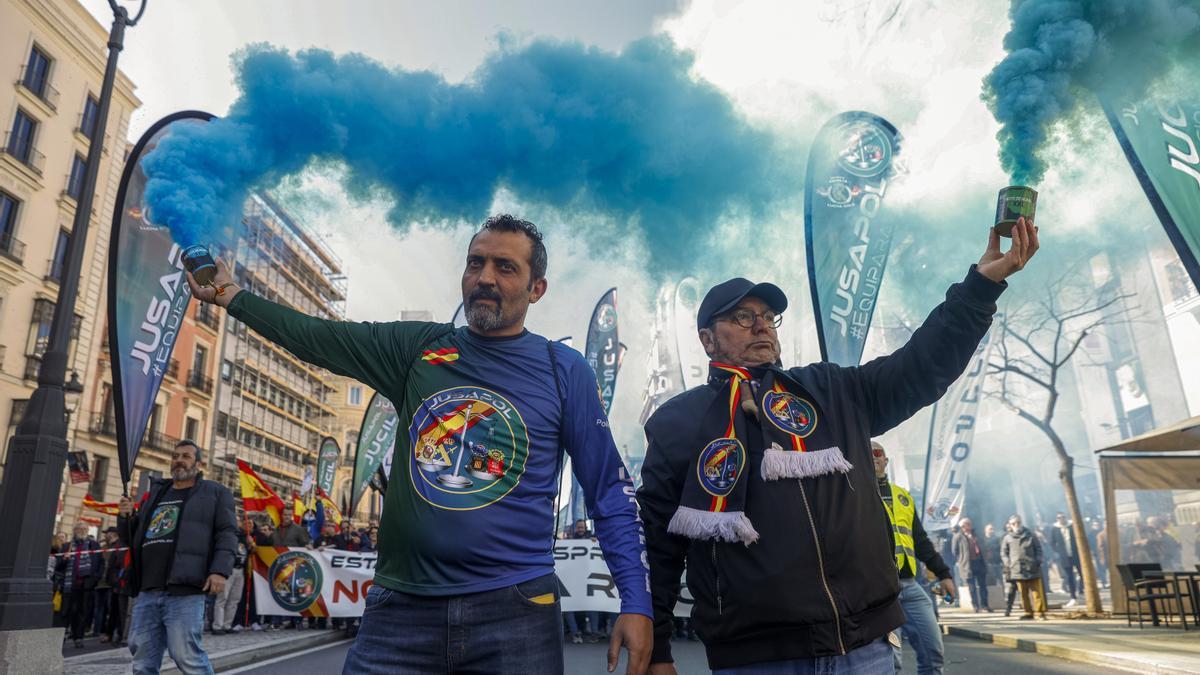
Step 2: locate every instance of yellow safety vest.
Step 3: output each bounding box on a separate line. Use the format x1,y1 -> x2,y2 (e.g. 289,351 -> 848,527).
882,483 -> 917,576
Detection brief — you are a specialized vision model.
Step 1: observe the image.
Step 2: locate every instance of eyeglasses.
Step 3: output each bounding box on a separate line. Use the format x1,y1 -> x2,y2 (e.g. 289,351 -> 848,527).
716,308 -> 782,329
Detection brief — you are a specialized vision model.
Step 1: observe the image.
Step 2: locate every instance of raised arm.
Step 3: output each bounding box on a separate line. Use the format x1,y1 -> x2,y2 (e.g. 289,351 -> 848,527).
842,219 -> 1038,436
187,261 -> 446,398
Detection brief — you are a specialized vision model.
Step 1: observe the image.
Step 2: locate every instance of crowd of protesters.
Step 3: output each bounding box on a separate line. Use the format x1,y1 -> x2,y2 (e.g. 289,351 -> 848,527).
48,513 -> 383,648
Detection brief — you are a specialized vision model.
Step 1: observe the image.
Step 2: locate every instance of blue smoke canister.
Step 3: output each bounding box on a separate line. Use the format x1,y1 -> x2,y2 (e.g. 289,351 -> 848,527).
181,245 -> 217,287
993,186 -> 1037,237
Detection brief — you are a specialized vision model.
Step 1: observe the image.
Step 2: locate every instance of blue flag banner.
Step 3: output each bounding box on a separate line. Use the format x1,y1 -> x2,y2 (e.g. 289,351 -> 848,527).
804,111 -> 903,366
584,288 -> 621,415
108,111 -> 213,483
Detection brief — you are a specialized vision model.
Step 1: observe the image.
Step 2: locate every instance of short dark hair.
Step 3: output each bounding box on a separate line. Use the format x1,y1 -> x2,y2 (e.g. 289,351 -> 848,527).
175,440 -> 202,463
470,214 -> 548,281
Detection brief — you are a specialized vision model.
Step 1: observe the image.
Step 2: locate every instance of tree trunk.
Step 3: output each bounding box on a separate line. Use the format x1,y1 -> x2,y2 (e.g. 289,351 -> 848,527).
1054,447 -> 1104,614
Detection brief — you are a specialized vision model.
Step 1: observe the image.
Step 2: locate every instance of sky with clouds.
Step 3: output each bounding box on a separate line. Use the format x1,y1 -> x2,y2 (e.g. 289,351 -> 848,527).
80,0 -> 1190,463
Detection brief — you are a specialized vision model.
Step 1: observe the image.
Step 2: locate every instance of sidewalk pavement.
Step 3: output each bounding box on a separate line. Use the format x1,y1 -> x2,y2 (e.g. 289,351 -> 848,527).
63,627 -> 349,675
940,607 -> 1200,674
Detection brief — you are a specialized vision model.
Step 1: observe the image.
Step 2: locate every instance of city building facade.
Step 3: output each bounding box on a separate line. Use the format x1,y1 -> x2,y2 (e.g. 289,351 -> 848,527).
209,193 -> 347,502
0,0 -> 140,531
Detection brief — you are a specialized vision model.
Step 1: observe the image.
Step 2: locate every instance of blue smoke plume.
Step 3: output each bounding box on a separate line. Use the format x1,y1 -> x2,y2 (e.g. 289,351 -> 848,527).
142,37 -> 787,265
982,0 -> 1200,185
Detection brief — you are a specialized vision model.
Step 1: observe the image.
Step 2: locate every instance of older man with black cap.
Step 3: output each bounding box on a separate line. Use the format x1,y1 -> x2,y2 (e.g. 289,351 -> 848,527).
638,221 -> 1038,673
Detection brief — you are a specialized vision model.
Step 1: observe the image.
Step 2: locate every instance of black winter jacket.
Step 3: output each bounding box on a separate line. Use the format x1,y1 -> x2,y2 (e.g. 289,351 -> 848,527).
638,267 -> 1004,670
118,476 -> 237,596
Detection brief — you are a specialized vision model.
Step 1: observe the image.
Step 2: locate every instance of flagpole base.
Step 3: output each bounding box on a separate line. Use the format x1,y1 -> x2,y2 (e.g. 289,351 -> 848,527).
0,627 -> 63,674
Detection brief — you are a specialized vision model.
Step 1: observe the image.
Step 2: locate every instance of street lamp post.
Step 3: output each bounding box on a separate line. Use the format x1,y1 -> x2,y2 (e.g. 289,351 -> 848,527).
0,0 -> 145,662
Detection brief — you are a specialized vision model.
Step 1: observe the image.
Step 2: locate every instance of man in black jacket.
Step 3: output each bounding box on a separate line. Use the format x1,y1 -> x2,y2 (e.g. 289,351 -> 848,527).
639,220 -> 1038,673
118,440 -> 237,675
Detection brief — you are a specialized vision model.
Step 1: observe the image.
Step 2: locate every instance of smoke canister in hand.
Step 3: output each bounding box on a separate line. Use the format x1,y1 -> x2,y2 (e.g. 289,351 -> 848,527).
994,186 -> 1037,237
181,245 -> 217,287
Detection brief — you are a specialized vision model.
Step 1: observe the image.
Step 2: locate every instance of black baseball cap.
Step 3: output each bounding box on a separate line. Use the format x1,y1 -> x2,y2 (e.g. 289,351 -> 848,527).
104,526 -> 119,534
697,278 -> 788,328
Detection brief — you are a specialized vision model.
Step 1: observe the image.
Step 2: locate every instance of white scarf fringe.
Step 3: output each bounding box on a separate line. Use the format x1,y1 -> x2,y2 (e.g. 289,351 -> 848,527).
761,443 -> 853,480
667,506 -> 760,545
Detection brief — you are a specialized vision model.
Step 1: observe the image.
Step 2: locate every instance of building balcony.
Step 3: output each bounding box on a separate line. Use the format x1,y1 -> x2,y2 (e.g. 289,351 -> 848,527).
187,371 -> 214,397
45,258 -> 64,284
0,232 -> 25,265
90,414 -> 181,453
24,354 -> 40,381
1,132 -> 45,176
195,304 -> 220,331
89,413 -> 117,437
74,113 -> 110,154
15,64 -> 60,111
164,358 -> 180,381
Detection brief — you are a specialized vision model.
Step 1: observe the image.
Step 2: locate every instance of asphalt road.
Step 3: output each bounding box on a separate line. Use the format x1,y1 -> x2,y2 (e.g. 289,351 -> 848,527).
226,634 -> 1132,674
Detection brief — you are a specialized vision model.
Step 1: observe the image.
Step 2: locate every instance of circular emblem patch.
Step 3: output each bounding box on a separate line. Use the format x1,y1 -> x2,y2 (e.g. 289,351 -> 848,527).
696,438 -> 745,498
762,391 -> 818,438
836,119 -> 894,178
146,505 -> 180,539
898,493 -> 910,507
596,303 -> 617,331
268,551 -> 323,613
409,386 -> 529,510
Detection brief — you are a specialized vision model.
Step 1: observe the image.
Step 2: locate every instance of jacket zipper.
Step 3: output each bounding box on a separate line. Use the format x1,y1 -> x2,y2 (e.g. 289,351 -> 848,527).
797,479 -> 846,655
711,542 -> 723,615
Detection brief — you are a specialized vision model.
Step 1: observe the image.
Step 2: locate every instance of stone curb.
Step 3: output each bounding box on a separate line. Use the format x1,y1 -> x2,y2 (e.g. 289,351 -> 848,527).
162,631 -> 350,674
944,624 -> 1198,675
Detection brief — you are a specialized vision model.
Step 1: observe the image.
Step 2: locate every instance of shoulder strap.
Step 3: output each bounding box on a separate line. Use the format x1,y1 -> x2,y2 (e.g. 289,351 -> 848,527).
546,341 -> 569,544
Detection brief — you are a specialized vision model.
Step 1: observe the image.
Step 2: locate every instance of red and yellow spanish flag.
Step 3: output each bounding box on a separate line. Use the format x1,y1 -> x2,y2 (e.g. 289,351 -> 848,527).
315,486 -> 343,526
421,347 -> 459,365
82,494 -> 120,516
292,493 -> 309,524
237,459 -> 285,526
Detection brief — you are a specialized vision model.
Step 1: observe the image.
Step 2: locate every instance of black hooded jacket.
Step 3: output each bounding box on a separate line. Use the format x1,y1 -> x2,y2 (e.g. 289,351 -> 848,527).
637,267 -> 1003,670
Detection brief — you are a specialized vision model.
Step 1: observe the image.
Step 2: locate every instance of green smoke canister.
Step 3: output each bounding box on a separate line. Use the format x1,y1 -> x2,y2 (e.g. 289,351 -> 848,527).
181,244 -> 217,287
994,186 -> 1037,237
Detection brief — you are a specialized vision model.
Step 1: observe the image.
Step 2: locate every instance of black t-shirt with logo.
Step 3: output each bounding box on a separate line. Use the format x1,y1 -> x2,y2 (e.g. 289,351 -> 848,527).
139,486 -> 199,594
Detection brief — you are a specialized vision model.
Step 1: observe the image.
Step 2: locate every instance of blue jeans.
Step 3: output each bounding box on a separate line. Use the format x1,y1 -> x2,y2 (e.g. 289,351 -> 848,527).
129,590 -> 213,675
343,573 -> 564,674
893,578 -> 944,675
714,637 -> 892,674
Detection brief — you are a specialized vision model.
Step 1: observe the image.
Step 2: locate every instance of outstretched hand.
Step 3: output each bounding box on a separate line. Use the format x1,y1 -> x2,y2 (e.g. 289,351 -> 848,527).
977,217 -> 1039,283
185,260 -> 240,308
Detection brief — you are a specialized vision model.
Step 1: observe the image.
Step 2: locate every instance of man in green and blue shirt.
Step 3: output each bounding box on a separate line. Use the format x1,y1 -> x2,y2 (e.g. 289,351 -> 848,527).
188,215 -> 652,674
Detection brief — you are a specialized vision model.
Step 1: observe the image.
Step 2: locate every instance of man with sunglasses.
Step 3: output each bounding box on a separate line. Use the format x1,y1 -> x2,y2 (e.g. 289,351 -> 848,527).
639,220 -> 1038,673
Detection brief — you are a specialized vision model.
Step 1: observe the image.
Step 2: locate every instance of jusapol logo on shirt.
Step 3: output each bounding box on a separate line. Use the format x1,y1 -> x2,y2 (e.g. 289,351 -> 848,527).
408,386 -> 529,510
146,504 -> 180,539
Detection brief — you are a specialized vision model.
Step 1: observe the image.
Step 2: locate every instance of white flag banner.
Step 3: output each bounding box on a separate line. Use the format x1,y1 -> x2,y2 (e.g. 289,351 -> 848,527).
252,547 -> 378,618
555,538 -> 693,617
922,329 -> 995,531
254,541 -> 693,618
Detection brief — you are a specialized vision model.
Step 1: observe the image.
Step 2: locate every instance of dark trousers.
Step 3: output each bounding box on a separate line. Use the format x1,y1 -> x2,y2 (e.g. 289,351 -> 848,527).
1006,580 -> 1019,610
63,589 -> 93,640
967,559 -> 990,609
92,588 -> 112,635
1057,556 -> 1080,598
344,573 -> 563,673
107,593 -> 127,640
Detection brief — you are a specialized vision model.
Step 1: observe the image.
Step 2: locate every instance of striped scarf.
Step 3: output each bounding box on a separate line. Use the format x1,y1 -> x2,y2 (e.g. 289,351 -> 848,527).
667,362 -> 853,545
